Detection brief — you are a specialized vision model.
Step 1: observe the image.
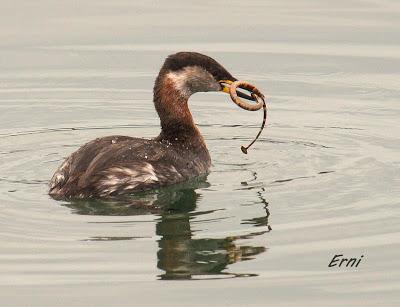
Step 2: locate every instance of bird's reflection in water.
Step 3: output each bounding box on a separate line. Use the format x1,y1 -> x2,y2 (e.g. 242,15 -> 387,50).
156,187 -> 269,280
63,177 -> 270,280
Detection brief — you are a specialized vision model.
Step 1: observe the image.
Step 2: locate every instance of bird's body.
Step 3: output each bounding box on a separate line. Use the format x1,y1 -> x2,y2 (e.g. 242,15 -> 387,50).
49,135 -> 210,199
49,52 -> 236,199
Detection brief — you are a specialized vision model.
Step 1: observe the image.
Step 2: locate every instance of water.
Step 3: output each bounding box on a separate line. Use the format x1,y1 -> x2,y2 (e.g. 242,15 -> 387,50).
1,1 -> 400,306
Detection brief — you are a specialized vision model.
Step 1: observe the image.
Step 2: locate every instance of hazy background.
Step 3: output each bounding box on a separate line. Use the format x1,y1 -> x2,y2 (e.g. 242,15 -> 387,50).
1,1 -> 399,306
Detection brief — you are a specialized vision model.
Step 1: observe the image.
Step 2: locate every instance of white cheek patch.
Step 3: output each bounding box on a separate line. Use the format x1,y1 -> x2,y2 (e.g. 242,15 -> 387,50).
166,65 -> 218,97
167,68 -> 193,97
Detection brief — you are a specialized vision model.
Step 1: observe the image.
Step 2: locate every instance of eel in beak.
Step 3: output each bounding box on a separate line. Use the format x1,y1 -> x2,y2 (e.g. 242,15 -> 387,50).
218,80 -> 267,154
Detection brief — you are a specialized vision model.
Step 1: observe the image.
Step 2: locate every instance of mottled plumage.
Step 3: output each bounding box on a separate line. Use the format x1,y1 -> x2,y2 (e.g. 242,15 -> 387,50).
49,52 -> 236,199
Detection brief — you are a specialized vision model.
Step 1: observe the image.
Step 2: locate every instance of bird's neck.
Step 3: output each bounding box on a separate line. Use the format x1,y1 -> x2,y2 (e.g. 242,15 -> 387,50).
153,74 -> 205,147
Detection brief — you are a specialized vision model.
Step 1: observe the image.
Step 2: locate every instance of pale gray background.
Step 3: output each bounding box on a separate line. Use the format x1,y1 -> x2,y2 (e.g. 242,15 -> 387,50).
1,0 -> 399,306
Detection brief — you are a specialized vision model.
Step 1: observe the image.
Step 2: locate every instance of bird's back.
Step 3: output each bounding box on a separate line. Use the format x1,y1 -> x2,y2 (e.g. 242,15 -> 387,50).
49,135 -> 210,199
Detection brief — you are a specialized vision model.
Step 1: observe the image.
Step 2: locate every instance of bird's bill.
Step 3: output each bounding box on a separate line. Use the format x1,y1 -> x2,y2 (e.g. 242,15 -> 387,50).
218,80 -> 255,101
218,79 -> 233,94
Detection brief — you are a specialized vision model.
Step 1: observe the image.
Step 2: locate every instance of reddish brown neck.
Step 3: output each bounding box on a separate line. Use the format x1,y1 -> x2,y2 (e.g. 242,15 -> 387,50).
153,75 -> 205,147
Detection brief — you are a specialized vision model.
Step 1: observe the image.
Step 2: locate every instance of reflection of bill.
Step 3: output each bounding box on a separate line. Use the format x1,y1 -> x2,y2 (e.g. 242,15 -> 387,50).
63,177 -> 270,280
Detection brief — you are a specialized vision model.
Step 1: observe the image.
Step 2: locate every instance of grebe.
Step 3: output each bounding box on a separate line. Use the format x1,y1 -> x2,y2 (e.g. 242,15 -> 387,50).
49,52 -> 241,199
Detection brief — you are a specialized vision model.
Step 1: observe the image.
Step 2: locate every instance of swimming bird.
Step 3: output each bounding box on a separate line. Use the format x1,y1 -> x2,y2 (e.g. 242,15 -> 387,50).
49,52 -> 240,199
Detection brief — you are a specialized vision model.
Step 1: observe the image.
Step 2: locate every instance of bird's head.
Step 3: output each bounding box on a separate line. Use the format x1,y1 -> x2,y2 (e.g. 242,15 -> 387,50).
156,52 -> 237,99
